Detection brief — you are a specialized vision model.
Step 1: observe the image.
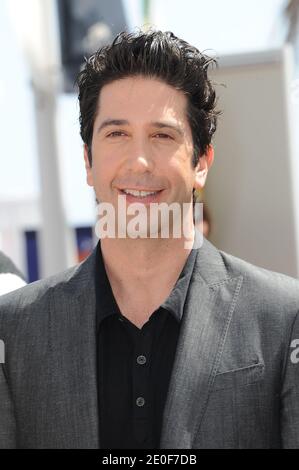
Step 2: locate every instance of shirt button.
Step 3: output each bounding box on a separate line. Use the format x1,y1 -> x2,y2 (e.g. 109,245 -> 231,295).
137,355 -> 147,365
136,397 -> 145,407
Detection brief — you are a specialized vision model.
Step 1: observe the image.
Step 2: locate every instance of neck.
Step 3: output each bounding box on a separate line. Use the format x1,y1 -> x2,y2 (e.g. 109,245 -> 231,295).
99,230 -> 195,328
101,234 -> 194,281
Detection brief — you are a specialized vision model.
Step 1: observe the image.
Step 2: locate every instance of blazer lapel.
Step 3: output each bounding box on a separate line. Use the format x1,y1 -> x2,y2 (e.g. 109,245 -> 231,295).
49,250 -> 100,448
160,239 -> 243,449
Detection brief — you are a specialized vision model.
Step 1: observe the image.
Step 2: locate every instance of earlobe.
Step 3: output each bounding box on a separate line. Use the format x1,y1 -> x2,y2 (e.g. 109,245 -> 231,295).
194,145 -> 214,190
84,145 -> 94,187
202,144 -> 214,171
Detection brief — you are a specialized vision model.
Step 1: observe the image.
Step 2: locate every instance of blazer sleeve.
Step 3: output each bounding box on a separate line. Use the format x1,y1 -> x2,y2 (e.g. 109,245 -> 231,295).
281,310 -> 299,448
0,364 -> 16,449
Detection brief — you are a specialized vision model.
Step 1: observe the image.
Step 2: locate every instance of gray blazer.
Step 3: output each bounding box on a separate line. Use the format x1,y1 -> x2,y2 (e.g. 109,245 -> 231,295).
1,238 -> 299,449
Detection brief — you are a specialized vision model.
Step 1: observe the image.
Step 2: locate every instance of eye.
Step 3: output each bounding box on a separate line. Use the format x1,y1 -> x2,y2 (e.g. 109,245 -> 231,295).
106,131 -> 127,138
153,133 -> 173,140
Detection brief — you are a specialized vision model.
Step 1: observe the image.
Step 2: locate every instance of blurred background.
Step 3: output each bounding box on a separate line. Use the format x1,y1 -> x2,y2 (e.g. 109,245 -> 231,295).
0,0 -> 298,283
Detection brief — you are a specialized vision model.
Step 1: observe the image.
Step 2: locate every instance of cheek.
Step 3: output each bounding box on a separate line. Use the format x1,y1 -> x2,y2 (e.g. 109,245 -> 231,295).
167,143 -> 194,169
90,156 -> 117,194
167,157 -> 195,185
92,142 -> 121,169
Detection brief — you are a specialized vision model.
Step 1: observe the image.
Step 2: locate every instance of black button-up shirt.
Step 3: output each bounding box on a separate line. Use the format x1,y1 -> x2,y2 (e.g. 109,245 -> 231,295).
95,242 -> 197,449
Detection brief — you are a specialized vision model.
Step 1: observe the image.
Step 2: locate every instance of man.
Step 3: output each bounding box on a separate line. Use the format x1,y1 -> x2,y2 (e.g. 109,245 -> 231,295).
1,30 -> 299,449
0,251 -> 26,296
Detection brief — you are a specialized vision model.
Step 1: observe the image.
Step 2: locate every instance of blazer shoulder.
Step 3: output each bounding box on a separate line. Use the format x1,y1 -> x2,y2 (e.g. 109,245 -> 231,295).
219,249 -> 299,314
0,263 -> 79,318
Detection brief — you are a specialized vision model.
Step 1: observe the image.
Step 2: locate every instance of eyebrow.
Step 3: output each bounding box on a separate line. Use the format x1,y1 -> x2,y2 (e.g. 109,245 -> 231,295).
96,119 -> 184,137
96,119 -> 129,134
150,121 -> 184,137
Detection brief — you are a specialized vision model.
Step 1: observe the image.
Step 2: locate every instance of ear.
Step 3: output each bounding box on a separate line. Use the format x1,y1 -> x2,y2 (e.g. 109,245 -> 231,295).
194,144 -> 214,190
84,145 -> 94,187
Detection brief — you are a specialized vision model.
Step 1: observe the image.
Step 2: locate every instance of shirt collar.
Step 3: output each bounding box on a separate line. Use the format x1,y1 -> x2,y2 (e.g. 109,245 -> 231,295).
160,244 -> 198,322
94,242 -> 121,331
95,233 -> 199,329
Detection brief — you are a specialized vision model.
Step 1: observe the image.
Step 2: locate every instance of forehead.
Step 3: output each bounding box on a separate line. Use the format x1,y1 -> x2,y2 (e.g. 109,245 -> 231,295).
95,76 -> 189,125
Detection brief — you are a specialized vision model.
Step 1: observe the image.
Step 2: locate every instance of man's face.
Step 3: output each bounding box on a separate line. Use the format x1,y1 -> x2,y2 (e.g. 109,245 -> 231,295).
84,76 -> 213,232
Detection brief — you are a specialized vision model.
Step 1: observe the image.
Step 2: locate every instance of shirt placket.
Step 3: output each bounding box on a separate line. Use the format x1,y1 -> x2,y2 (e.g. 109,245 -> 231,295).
131,324 -> 153,445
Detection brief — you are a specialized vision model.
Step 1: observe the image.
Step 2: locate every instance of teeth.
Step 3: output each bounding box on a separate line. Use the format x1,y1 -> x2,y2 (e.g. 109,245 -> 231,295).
122,189 -> 158,197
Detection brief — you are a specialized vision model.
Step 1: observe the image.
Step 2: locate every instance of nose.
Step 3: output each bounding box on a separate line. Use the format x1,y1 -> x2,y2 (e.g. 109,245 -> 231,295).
124,138 -> 155,174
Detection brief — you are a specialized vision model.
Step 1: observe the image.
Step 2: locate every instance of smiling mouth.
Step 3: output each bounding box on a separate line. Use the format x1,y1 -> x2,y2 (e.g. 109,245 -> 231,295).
119,189 -> 163,198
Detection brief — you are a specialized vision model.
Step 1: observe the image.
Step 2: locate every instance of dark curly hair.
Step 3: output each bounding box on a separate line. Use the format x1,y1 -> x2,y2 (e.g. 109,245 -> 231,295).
76,29 -> 220,167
